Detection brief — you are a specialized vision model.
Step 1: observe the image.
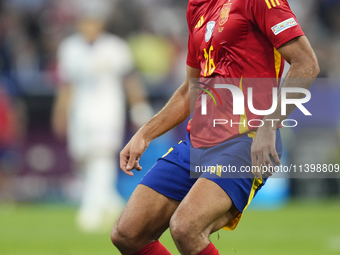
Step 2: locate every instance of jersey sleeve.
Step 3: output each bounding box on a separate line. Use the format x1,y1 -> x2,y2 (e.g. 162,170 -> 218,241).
247,0 -> 305,48
186,3 -> 200,69
187,34 -> 200,69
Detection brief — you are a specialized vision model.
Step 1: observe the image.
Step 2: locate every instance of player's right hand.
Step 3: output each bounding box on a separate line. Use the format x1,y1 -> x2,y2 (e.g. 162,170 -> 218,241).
251,125 -> 281,179
120,132 -> 150,176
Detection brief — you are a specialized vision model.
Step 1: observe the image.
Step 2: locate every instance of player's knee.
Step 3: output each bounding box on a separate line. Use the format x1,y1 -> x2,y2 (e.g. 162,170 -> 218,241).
110,226 -> 127,248
111,223 -> 141,251
169,216 -> 196,244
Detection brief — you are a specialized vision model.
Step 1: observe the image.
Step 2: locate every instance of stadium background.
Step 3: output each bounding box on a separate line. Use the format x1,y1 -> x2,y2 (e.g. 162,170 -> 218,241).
0,0 -> 339,254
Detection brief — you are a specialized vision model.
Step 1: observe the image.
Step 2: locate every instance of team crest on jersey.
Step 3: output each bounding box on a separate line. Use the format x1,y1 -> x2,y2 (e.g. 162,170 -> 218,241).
219,3 -> 232,26
205,21 -> 216,42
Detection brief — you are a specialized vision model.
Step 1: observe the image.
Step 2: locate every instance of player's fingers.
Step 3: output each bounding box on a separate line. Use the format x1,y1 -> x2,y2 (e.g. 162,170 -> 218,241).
251,151 -> 258,175
270,149 -> 281,166
251,148 -> 258,167
254,168 -> 261,179
119,152 -> 129,171
127,150 -> 140,171
119,149 -> 134,176
263,153 -> 273,177
256,151 -> 264,179
251,151 -> 261,179
251,152 -> 257,168
121,165 -> 134,176
122,160 -> 134,176
135,158 -> 143,171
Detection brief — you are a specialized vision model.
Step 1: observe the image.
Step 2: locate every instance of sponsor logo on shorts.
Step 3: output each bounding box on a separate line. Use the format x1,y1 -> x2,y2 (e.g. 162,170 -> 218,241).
271,18 -> 297,35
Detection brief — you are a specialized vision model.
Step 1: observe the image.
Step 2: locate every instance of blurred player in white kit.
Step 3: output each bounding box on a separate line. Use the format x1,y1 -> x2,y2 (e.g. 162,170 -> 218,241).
52,0 -> 152,232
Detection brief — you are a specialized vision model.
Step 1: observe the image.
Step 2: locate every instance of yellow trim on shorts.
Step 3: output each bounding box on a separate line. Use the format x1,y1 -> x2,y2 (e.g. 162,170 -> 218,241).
244,177 -> 263,211
162,148 -> 173,158
223,177 -> 263,231
161,140 -> 182,158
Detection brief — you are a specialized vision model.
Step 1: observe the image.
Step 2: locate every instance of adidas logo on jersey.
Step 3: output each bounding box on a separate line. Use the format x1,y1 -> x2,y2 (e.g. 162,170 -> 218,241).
195,16 -> 204,28
265,0 -> 281,9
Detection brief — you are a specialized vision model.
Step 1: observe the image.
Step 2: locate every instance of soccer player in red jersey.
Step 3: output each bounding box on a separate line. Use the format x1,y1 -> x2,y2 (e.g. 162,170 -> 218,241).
111,0 -> 319,254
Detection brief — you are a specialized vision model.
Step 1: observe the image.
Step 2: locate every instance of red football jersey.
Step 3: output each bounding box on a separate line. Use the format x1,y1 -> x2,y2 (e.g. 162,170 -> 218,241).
187,0 -> 304,148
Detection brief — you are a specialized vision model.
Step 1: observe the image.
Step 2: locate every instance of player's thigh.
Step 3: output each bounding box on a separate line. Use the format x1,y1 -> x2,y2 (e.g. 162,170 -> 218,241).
113,184 -> 179,240
170,178 -> 239,236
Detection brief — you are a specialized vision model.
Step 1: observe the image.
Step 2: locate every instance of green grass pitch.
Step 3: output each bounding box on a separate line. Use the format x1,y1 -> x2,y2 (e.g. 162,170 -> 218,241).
0,200 -> 339,255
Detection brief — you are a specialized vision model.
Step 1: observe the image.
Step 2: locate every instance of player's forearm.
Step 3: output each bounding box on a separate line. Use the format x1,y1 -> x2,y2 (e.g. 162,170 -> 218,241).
138,80 -> 190,142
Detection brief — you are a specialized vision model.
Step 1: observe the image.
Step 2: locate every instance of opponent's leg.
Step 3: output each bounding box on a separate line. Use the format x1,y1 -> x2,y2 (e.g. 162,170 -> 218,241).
77,155 -> 124,232
170,178 -> 239,255
111,184 -> 179,254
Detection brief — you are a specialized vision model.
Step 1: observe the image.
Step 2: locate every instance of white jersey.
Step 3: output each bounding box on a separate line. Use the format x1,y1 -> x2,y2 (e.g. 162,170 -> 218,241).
58,33 -> 133,159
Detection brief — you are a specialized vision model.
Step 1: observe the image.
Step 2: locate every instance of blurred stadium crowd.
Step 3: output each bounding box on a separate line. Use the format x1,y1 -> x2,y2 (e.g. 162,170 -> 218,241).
0,0 -> 339,205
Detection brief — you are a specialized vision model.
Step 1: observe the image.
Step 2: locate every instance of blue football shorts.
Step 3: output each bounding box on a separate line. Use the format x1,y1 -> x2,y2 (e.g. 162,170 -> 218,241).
139,130 -> 282,230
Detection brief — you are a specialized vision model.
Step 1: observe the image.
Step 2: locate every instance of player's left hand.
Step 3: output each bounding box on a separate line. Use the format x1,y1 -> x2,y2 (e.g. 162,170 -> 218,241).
251,125 -> 281,179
